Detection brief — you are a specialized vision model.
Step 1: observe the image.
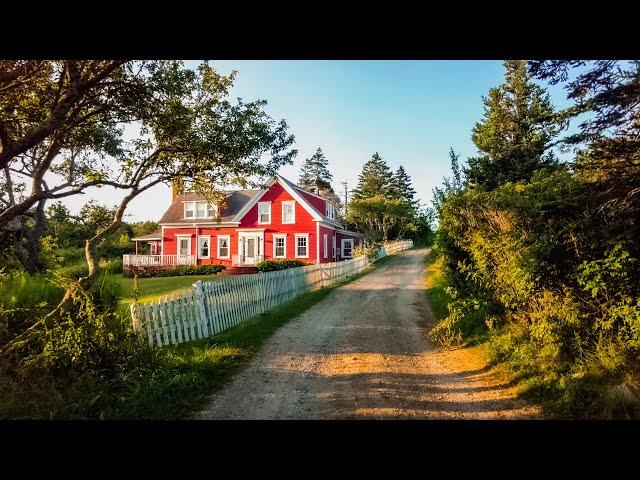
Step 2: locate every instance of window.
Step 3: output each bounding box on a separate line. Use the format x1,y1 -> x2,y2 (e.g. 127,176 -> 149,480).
176,235 -> 191,256
326,202 -> 336,220
184,201 -> 216,219
198,236 -> 211,259
273,234 -> 286,258
341,239 -> 353,258
282,201 -> 295,224
258,202 -> 271,224
217,235 -> 230,259
332,236 -> 336,258
295,234 -> 309,258
323,234 -> 328,258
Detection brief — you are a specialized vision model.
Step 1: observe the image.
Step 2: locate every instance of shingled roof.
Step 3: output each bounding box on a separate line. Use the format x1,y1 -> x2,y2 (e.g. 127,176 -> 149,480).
158,190 -> 260,225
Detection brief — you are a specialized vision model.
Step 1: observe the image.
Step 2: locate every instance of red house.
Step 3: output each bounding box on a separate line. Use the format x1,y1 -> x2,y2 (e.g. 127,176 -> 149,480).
125,175 -> 364,273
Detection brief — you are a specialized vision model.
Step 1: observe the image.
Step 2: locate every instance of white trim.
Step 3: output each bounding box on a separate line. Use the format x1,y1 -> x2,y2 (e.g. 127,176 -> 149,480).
258,201 -> 272,225
276,175 -> 323,221
323,234 -> 328,259
332,235 -> 336,260
198,235 -> 211,259
175,234 -> 192,256
182,200 -> 216,220
281,200 -> 296,224
159,222 -> 239,227
295,233 -> 310,259
316,223 -> 320,263
341,238 -> 354,259
217,235 -> 231,259
238,231 -> 264,264
272,234 -> 287,259
132,236 -> 162,242
161,225 -> 165,255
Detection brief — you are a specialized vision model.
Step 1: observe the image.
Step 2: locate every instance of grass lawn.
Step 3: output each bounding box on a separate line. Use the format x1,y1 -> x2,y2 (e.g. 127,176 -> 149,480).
116,258 -> 389,419
116,273 -> 223,313
424,249 -> 453,321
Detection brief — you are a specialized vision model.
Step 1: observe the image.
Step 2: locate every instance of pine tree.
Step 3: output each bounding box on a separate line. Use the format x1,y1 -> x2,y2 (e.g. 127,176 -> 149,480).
352,152 -> 394,200
464,60 -> 560,190
298,147 -> 333,194
391,165 -> 417,206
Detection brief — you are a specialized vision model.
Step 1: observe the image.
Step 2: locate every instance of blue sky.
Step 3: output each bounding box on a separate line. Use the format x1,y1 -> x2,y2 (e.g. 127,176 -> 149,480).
62,60 -> 575,222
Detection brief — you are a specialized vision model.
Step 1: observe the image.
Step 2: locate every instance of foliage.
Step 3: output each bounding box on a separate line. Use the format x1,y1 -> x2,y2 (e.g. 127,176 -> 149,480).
346,195 -> 414,242
352,152 -> 395,200
298,147 -> 333,194
464,60 -> 560,190
353,243 -> 381,262
256,259 -> 311,272
122,264 -> 225,278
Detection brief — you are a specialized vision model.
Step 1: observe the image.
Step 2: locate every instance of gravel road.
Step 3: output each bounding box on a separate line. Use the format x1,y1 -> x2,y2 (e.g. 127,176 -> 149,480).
196,248 -> 539,419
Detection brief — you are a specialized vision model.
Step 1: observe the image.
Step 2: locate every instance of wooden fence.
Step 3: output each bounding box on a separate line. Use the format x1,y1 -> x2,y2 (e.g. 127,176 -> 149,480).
130,239 -> 413,347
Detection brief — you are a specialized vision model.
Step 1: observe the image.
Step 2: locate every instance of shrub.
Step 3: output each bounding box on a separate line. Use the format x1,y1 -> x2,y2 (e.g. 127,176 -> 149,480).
256,259 -> 310,272
122,264 -> 225,278
353,244 -> 382,262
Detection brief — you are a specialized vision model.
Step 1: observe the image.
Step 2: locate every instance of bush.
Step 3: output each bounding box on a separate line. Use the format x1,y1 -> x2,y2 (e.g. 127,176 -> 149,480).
256,259 -> 311,272
353,244 -> 382,262
122,264 -> 225,278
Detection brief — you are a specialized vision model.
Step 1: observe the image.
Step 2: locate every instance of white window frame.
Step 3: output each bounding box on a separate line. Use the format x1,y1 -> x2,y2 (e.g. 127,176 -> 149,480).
258,201 -> 272,225
273,234 -> 287,259
323,234 -> 328,259
295,233 -> 309,259
326,202 -> 335,220
341,238 -> 354,259
183,202 -> 195,219
175,234 -> 192,256
281,200 -> 296,224
217,235 -> 231,259
183,201 -> 216,220
198,235 -> 211,259
332,236 -> 336,258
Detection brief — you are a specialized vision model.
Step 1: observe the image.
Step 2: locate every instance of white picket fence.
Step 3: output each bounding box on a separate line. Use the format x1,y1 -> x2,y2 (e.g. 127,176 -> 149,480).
130,239 -> 413,347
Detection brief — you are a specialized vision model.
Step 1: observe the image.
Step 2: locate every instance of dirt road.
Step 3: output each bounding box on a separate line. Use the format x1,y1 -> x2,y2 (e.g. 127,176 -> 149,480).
196,248 -> 540,419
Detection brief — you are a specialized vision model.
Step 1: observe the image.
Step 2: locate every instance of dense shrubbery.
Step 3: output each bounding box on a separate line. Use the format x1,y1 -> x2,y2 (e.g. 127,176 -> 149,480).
123,264 -> 225,278
430,60 -> 640,418
256,259 -> 311,272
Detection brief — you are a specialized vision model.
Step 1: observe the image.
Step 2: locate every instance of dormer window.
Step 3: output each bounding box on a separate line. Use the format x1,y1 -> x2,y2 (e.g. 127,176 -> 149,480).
183,201 -> 216,219
326,202 -> 336,220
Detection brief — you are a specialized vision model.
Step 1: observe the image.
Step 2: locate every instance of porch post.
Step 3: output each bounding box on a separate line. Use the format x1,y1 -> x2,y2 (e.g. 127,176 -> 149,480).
135,241 -> 138,255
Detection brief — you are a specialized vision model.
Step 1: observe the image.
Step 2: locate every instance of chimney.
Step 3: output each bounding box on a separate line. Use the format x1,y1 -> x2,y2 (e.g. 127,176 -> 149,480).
172,178 -> 184,201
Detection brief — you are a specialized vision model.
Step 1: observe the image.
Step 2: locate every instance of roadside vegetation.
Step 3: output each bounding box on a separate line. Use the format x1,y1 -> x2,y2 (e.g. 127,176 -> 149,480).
427,60 -> 640,419
0,255 -> 386,419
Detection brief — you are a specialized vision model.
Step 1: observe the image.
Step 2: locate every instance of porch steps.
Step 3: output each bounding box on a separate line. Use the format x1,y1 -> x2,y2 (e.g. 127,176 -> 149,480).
225,266 -> 259,275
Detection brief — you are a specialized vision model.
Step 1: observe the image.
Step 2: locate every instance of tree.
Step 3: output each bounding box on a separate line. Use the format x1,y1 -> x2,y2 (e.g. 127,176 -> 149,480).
390,165 -> 417,207
433,147 -> 464,213
346,196 -> 413,242
464,60 -> 560,190
352,152 -> 394,200
1,61 -> 297,284
298,147 -> 333,194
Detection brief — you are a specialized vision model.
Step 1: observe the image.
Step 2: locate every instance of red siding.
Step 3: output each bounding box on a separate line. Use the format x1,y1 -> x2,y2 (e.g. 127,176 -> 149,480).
298,190 -> 326,216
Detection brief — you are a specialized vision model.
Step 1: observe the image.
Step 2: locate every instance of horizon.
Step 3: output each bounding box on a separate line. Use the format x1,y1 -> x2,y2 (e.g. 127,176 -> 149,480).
56,60 -> 576,222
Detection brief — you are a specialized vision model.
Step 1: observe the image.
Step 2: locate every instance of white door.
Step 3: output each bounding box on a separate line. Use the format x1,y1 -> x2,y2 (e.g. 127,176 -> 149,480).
244,237 -> 257,265
177,237 -> 191,264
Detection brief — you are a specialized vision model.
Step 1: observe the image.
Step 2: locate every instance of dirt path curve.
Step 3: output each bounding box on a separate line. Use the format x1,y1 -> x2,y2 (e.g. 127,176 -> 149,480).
196,248 -> 540,419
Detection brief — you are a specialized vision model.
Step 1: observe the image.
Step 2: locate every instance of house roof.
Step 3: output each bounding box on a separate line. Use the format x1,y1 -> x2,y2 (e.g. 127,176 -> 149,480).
158,190 -> 260,225
157,175 -> 344,228
131,232 -> 162,241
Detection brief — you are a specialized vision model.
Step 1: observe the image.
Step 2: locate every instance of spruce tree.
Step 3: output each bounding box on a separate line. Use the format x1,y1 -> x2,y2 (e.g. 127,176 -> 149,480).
298,147 -> 333,194
391,165 -> 417,206
352,152 -> 394,200
464,60 -> 560,190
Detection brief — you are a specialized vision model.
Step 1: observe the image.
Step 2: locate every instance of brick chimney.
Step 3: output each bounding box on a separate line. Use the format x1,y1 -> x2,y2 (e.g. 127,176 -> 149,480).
172,178 -> 184,201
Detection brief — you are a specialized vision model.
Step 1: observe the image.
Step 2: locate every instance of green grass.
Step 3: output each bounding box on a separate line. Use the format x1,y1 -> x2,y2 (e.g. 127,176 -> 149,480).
117,274 -> 222,308
116,260 -> 383,419
424,249 -> 453,321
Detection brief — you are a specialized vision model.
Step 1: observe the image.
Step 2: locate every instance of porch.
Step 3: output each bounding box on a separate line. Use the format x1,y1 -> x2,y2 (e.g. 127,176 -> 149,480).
122,254 -> 264,268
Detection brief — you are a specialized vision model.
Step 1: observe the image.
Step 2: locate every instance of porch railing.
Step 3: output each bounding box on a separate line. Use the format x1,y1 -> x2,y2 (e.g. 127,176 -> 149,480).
123,254 -> 197,267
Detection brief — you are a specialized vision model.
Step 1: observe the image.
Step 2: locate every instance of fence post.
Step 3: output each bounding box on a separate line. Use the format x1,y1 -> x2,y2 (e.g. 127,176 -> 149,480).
193,281 -> 210,339
130,302 -> 142,335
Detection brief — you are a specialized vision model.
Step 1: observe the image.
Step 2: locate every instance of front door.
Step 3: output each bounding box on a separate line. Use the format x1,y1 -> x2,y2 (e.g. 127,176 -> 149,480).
177,236 -> 191,264
245,237 -> 257,265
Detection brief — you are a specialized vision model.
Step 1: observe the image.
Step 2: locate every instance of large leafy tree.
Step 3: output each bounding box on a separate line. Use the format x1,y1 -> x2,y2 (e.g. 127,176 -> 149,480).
464,60 -> 560,190
346,195 -> 413,242
1,60 -> 297,285
352,152 -> 394,200
298,147 -> 333,194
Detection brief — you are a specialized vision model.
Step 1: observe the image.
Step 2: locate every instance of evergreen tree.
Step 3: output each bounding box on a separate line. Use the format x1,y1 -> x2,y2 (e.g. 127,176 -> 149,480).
352,152 -> 394,200
298,147 -> 333,194
391,165 -> 417,206
464,60 -> 560,190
